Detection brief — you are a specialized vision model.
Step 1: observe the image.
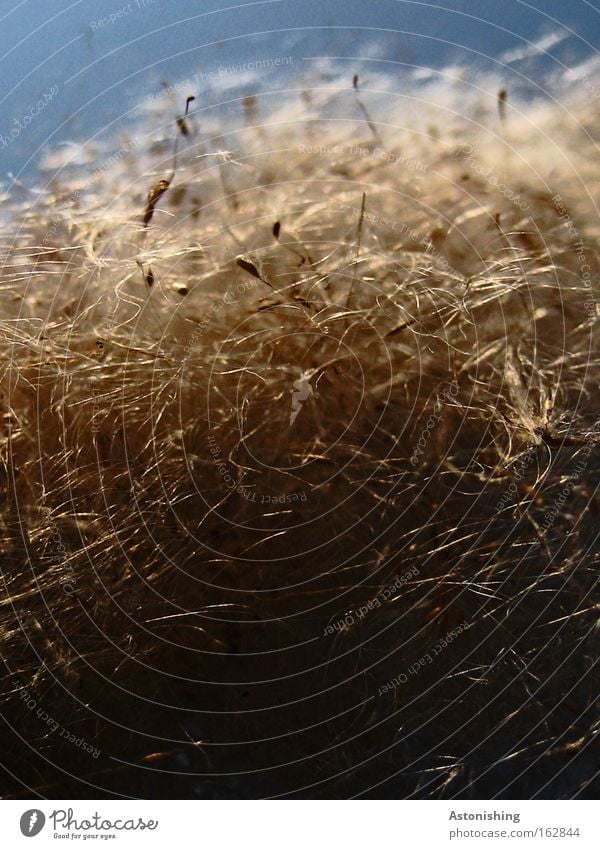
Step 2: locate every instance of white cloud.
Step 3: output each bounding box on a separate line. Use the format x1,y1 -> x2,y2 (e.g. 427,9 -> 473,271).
499,30 -> 569,65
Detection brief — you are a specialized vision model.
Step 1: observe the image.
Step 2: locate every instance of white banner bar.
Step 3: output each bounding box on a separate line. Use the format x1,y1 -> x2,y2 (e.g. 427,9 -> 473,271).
0,800 -> 598,848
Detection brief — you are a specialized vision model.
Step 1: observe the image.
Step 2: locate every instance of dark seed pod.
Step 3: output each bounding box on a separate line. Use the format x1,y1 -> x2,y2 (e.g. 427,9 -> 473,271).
143,179 -> 170,227
498,88 -> 507,123
236,255 -> 262,279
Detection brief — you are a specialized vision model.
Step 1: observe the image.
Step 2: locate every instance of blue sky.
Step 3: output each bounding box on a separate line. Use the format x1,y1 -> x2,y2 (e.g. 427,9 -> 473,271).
1,0 -> 598,175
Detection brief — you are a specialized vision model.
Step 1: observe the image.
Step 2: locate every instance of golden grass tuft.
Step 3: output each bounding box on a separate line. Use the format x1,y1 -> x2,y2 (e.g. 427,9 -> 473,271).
1,68 -> 599,799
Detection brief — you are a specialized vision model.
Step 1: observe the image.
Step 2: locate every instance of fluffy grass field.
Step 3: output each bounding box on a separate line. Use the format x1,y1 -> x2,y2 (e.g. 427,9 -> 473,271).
1,63 -> 599,798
